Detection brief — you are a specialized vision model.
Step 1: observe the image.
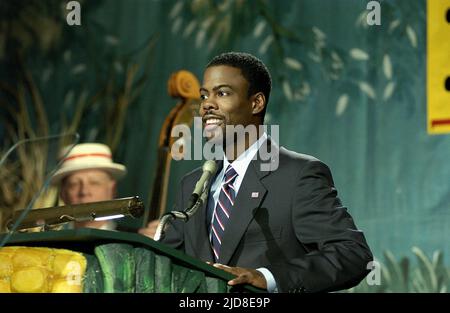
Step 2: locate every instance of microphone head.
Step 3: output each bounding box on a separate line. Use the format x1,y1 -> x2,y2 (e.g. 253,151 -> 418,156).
202,160 -> 217,175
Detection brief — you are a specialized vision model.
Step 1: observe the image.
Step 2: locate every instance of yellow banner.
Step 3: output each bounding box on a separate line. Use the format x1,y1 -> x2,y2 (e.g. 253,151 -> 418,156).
427,0 -> 450,134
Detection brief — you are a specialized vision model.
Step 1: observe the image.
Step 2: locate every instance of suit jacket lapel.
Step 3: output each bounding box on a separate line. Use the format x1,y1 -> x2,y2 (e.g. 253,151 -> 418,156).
186,159 -> 223,262
189,197 -> 214,262
218,138 -> 279,264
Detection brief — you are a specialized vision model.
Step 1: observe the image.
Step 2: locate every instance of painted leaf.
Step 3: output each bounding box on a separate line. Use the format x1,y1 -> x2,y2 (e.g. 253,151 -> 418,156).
169,1 -> 184,19
195,29 -> 206,48
383,82 -> 396,100
113,61 -> 123,74
412,246 -> 438,292
87,128 -> 98,142
284,57 -> 303,70
406,25 -> 417,48
63,90 -> 75,108
183,21 -> 197,38
171,17 -> 183,34
104,35 -> 119,46
331,51 -> 344,70
383,54 -> 392,80
355,11 -> 369,28
358,81 -> 376,99
253,20 -> 266,38
208,26 -> 221,52
389,19 -> 401,33
312,26 -> 326,40
63,50 -> 71,63
308,52 -> 322,63
294,91 -> 304,101
41,68 -> 52,83
350,48 -> 369,61
331,51 -> 341,62
71,64 -> 86,75
282,80 -> 293,101
218,0 -> 232,12
300,82 -> 311,96
200,16 -> 214,31
258,35 -> 273,55
329,73 -> 340,80
336,94 -> 349,116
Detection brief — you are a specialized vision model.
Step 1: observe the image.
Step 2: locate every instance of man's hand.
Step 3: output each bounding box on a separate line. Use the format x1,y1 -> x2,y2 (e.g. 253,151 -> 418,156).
207,262 -> 267,290
138,220 -> 160,239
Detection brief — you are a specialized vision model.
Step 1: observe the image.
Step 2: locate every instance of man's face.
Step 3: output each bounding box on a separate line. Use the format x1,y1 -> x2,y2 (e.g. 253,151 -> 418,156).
60,169 -> 116,205
199,65 -> 255,144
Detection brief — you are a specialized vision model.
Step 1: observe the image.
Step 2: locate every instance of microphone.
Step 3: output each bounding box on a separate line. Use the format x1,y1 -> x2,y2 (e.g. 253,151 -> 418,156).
185,160 -> 218,210
153,160 -> 217,241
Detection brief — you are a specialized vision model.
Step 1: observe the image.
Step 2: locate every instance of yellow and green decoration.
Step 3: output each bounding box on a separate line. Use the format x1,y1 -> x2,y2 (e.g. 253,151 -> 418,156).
0,246 -> 87,293
0,243 -> 232,293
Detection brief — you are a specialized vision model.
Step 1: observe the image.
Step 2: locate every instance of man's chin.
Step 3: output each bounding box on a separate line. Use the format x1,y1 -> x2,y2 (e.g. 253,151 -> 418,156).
204,126 -> 225,145
205,133 -> 224,146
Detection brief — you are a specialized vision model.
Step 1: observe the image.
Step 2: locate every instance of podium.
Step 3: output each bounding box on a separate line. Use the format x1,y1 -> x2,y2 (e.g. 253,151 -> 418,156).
0,229 -> 263,293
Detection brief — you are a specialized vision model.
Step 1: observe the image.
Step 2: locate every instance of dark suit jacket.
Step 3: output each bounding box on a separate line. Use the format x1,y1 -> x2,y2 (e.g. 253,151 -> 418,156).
161,139 -> 373,293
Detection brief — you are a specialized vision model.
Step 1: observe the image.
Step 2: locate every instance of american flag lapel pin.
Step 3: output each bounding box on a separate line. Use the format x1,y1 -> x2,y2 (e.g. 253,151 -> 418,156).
251,192 -> 259,198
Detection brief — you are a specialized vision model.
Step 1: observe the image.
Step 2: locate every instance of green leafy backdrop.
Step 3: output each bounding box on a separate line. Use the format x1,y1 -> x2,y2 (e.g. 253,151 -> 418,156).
1,0 -> 449,287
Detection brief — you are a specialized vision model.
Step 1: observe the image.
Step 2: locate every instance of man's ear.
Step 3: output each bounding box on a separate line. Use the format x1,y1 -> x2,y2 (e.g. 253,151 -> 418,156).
111,180 -> 117,198
59,187 -> 68,205
251,92 -> 266,115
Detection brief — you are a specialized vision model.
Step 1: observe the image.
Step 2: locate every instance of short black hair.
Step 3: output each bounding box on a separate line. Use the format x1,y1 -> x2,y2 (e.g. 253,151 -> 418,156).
206,52 -> 272,120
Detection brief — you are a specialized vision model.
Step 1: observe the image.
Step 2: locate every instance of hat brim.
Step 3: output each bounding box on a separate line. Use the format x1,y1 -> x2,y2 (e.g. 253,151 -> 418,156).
51,163 -> 127,185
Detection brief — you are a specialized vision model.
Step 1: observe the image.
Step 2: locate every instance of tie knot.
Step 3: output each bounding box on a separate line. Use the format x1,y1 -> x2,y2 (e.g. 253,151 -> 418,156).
224,165 -> 237,182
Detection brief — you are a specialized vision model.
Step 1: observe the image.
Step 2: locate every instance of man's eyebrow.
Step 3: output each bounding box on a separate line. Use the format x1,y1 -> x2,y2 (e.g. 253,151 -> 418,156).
199,84 -> 233,93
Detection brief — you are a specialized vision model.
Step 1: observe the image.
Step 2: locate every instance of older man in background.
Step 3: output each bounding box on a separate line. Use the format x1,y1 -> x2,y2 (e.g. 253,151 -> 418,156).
51,143 -> 127,230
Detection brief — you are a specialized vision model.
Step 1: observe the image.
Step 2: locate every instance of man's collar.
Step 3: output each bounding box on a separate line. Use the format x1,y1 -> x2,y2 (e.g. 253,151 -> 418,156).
223,132 -> 268,178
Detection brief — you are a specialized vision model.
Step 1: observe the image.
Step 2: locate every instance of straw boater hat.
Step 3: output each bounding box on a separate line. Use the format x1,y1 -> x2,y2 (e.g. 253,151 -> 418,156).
51,143 -> 127,185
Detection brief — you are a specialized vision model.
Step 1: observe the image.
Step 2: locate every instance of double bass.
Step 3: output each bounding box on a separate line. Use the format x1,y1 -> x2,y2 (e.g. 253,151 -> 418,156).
142,70 -> 201,225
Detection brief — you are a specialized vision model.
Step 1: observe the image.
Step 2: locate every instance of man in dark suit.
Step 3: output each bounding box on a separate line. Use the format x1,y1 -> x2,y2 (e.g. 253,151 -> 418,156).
152,52 -> 373,292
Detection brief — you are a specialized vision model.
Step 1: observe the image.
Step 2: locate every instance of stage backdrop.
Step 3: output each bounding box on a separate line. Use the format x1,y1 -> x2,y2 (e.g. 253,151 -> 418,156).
1,0 -> 449,270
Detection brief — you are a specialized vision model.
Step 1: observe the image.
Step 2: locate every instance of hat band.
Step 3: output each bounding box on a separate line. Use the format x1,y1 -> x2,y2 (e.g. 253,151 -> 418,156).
63,153 -> 112,162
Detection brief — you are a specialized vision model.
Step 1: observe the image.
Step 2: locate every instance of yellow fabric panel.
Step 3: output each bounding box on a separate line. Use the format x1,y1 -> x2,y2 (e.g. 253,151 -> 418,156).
0,247 -> 86,293
427,0 -> 450,134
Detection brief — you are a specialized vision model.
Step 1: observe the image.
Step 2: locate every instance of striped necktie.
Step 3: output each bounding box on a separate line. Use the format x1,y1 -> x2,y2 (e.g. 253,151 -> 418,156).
210,165 -> 238,261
